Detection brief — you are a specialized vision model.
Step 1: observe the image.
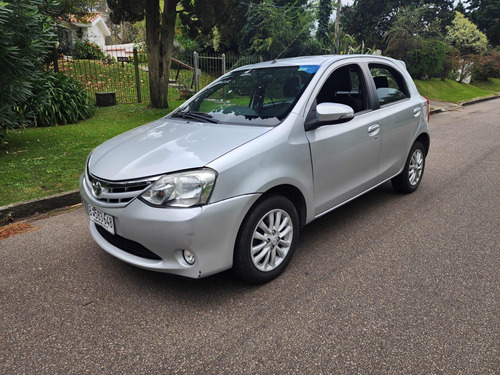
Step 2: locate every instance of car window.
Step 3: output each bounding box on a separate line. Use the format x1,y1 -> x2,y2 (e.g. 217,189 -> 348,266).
316,64 -> 367,113
369,64 -> 409,106
175,65 -> 319,126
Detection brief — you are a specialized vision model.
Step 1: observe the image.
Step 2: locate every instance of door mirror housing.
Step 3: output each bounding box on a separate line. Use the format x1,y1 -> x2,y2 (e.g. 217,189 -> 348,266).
316,103 -> 354,122
305,103 -> 354,131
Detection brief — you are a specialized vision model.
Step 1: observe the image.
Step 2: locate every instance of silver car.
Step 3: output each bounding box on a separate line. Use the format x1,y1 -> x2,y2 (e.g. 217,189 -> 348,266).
80,55 -> 430,283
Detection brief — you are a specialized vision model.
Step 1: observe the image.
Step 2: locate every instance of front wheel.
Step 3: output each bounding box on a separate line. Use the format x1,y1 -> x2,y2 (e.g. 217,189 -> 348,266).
392,141 -> 426,194
233,195 -> 299,284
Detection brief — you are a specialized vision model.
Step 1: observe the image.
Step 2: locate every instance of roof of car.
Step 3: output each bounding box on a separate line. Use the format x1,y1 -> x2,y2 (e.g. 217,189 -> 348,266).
234,54 -> 403,70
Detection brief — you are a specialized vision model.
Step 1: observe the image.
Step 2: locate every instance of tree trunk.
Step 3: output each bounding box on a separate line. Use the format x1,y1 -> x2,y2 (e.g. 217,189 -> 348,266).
335,0 -> 341,52
145,0 -> 177,108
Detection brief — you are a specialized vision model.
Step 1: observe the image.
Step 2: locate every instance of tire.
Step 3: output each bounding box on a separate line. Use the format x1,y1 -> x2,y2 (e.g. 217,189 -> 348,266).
391,141 -> 426,194
233,195 -> 299,284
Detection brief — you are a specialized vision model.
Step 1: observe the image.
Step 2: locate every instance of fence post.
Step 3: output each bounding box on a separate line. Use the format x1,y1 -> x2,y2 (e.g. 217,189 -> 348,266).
53,44 -> 59,73
221,53 -> 227,100
193,51 -> 199,93
133,48 -> 142,104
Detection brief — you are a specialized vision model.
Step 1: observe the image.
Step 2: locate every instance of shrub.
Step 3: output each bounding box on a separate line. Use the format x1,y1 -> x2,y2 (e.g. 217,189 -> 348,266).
407,39 -> 448,79
22,71 -> 95,127
472,52 -> 500,81
73,39 -> 105,60
0,0 -> 56,144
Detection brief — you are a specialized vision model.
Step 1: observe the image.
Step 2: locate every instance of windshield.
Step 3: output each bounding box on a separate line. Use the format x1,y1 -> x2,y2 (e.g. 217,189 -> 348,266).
172,65 -> 319,126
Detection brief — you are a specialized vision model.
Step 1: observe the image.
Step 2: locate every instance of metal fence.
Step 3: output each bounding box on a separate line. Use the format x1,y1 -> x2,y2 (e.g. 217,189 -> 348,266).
53,49 -> 261,105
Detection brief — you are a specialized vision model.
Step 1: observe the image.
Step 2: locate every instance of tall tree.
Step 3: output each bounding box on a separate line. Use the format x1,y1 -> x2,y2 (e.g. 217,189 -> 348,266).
384,5 -> 446,78
446,11 -> 488,82
107,0 -> 176,108
177,0 -> 241,53
239,0 -> 315,60
317,0 -> 332,44
467,0 -> 500,46
341,0 -> 454,49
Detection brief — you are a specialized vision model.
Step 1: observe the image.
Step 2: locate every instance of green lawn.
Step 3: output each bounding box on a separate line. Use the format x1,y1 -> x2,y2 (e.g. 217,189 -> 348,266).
0,102 -> 183,207
470,78 -> 500,93
414,78 -> 499,103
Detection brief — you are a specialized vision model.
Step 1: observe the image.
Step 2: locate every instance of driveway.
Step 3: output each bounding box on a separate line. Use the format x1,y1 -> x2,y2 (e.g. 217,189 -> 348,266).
1,99 -> 499,374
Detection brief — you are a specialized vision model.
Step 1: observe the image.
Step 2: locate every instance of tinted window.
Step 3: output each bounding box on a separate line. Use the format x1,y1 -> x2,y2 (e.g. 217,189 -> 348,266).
316,64 -> 367,113
369,64 -> 409,106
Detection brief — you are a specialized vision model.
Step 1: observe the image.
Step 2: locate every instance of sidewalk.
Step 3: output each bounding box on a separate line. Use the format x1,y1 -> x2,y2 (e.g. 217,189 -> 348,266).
429,99 -> 462,114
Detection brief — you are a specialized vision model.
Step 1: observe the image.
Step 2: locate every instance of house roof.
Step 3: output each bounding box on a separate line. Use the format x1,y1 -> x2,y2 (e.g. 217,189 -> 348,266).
69,12 -> 101,24
64,12 -> 111,37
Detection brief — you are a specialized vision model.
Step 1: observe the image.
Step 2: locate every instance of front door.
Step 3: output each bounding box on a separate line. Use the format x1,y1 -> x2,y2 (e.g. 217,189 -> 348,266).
306,64 -> 382,216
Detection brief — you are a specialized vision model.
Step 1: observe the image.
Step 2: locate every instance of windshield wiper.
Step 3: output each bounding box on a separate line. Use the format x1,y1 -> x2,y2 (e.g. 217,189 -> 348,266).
171,111 -> 221,124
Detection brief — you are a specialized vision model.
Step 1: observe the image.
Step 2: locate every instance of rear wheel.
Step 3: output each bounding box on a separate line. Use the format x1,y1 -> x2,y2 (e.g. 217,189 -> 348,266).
233,195 -> 299,284
392,141 -> 426,193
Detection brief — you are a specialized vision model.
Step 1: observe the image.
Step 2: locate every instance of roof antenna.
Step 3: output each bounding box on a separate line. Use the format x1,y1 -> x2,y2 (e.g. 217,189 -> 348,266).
272,21 -> 311,63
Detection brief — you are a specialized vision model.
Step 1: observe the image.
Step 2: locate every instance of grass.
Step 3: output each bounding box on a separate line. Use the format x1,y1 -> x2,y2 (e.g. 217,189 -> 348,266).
414,78 -> 499,103
469,78 -> 500,93
0,102 -> 183,207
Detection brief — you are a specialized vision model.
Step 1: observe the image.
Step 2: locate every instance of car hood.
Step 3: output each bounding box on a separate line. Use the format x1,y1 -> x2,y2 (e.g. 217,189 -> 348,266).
89,118 -> 271,181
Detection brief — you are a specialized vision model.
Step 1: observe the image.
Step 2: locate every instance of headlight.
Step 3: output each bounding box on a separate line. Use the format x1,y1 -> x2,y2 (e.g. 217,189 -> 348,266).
140,169 -> 216,207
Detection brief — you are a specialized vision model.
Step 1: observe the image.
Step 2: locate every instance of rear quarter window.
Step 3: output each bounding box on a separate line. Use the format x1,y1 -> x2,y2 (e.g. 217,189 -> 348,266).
369,64 -> 410,106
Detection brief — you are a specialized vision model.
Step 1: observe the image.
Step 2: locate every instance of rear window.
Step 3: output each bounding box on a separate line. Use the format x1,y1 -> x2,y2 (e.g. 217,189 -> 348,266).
369,64 -> 409,106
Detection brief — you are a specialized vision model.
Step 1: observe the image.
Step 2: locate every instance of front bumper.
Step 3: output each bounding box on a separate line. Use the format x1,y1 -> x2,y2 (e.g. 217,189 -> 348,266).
80,174 -> 260,278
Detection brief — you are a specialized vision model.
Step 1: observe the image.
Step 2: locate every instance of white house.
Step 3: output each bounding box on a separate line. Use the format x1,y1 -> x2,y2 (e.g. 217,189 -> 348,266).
58,13 -> 111,53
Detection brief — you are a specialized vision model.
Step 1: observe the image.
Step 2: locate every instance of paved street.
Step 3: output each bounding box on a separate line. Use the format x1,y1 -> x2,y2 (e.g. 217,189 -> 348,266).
1,100 -> 499,374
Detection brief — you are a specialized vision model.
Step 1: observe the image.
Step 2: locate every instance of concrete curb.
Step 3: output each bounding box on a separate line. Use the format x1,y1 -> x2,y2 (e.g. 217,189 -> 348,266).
461,95 -> 500,106
430,108 -> 446,115
1,95 -> 498,224
430,95 -> 499,115
0,190 -> 81,223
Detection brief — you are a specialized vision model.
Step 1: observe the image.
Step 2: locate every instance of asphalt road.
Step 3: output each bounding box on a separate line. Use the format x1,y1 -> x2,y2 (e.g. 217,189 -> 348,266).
1,100 -> 499,374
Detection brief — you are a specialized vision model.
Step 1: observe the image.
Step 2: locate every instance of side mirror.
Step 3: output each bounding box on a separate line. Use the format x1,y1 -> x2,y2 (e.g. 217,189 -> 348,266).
316,102 -> 354,123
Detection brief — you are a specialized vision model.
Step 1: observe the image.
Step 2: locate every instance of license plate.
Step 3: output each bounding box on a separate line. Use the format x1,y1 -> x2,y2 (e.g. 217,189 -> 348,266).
88,204 -> 115,235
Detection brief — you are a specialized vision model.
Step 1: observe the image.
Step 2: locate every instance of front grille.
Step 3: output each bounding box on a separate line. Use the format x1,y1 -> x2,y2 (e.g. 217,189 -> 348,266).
86,170 -> 156,207
95,224 -> 162,261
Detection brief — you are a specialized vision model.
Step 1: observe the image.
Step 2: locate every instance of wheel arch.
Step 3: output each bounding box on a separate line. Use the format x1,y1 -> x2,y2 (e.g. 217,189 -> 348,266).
415,132 -> 430,156
245,184 -> 308,228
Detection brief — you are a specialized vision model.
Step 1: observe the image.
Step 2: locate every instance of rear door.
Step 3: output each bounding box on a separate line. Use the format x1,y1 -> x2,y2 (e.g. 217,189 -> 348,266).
306,63 -> 382,216
367,62 -> 423,180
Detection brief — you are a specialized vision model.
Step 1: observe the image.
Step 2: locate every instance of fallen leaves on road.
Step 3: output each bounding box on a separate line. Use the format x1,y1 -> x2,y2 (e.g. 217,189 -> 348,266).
0,222 -> 41,240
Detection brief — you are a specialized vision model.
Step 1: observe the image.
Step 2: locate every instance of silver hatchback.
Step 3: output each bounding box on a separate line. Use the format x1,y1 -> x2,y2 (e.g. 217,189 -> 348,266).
80,55 -> 430,283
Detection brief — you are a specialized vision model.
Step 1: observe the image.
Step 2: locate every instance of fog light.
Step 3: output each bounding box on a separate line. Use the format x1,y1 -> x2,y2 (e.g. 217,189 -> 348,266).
182,250 -> 195,265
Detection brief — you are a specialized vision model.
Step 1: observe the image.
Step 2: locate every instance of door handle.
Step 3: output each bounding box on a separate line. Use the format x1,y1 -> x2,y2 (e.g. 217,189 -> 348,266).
368,124 -> 380,133
413,107 -> 421,117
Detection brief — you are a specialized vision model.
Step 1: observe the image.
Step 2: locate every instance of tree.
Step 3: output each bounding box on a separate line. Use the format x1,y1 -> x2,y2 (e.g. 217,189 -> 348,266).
467,0 -> 500,46
0,0 -> 56,143
317,0 -> 332,44
384,5 -> 446,78
107,0 -> 238,108
177,0 -> 241,53
107,0 -> 176,108
446,11 -> 488,55
341,0 -> 455,49
446,11 -> 488,82
239,0 -> 316,60
455,0 -> 466,14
